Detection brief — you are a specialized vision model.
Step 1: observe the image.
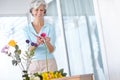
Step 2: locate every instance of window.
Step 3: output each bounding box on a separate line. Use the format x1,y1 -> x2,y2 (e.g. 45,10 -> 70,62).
0,16 -> 28,80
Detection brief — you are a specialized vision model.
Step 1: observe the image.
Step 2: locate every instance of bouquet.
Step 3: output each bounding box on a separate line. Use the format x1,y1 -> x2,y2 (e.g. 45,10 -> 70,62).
31,68 -> 67,80
1,33 -> 67,80
1,39 -> 37,80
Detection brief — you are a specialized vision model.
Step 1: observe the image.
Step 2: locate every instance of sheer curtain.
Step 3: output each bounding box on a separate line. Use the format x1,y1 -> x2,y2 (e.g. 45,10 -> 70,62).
60,0 -> 94,16
57,0 -> 106,80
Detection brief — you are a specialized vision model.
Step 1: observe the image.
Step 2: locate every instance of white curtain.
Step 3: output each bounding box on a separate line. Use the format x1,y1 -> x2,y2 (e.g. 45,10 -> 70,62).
60,0 -> 94,16
57,0 -> 106,80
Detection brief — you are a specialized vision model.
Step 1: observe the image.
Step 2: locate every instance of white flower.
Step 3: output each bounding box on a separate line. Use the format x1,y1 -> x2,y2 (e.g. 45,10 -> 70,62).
30,75 -> 40,80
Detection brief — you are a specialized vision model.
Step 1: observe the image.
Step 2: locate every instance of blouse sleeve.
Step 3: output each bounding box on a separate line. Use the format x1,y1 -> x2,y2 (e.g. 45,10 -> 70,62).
48,24 -> 56,49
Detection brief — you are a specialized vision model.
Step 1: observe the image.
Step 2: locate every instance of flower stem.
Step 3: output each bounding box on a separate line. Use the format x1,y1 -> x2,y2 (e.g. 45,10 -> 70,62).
44,40 -> 49,72
20,62 -> 25,70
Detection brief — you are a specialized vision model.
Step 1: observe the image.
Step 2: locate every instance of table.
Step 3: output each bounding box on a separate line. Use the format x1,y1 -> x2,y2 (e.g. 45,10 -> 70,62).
52,74 -> 93,80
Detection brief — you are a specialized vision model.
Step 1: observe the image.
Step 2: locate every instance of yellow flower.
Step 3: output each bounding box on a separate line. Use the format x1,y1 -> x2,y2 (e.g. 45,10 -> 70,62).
31,69 -> 66,80
8,40 -> 16,47
58,72 -> 63,78
49,71 -> 54,78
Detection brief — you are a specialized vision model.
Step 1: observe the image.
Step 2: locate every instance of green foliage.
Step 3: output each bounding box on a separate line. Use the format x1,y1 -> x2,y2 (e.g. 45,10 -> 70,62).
58,68 -> 67,77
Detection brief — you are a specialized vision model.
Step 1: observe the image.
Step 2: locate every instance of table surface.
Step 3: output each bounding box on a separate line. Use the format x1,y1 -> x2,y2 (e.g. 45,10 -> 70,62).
52,74 -> 94,80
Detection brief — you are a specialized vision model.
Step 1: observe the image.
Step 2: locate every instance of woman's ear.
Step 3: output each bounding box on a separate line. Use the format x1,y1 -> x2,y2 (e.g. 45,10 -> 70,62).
30,8 -> 34,16
30,8 -> 33,14
44,9 -> 46,14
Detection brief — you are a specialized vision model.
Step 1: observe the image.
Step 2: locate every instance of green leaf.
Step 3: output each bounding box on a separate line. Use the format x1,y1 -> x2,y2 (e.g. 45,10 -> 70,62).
34,72 -> 39,76
62,73 -> 67,77
15,53 -> 21,62
14,50 -> 17,53
12,60 -> 17,66
15,45 -> 19,50
59,68 -> 64,73
30,50 -> 34,56
33,73 -> 42,79
17,50 -> 21,54
58,68 -> 67,77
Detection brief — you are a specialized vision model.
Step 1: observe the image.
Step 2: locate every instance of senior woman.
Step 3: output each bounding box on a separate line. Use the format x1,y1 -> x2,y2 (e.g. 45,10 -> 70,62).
23,0 -> 57,75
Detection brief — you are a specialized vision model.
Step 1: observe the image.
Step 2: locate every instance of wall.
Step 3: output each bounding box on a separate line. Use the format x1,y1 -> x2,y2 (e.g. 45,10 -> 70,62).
0,0 -> 57,16
93,0 -> 120,80
0,0 -> 29,15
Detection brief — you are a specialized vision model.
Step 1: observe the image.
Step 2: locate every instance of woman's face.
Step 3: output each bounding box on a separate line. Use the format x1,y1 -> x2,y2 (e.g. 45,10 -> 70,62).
32,4 -> 45,19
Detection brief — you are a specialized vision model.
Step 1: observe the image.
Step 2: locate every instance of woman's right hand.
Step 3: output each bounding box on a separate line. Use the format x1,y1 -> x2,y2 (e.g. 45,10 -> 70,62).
36,36 -> 44,45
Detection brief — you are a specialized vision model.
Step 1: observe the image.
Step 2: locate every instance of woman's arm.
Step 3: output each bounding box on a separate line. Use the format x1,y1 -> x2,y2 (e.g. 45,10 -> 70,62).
44,37 -> 54,53
36,36 -> 54,53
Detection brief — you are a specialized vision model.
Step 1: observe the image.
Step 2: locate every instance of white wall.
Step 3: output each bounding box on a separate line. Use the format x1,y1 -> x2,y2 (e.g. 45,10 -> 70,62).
0,0 -> 57,16
93,0 -> 120,80
0,0 -> 30,15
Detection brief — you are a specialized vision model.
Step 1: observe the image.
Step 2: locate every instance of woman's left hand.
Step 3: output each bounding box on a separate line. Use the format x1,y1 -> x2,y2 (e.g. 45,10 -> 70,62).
44,37 -> 50,43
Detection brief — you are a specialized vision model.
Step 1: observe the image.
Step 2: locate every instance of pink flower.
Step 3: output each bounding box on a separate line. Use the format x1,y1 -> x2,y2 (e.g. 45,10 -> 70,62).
1,45 -> 9,54
40,33 -> 46,38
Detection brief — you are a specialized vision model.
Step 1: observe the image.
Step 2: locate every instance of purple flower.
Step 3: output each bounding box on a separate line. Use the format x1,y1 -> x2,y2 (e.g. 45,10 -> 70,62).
31,42 -> 35,46
31,42 -> 38,47
1,45 -> 9,54
26,40 -> 30,44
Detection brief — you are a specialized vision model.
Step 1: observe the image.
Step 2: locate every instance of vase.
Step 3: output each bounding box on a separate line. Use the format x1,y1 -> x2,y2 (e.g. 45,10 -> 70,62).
22,70 -> 30,80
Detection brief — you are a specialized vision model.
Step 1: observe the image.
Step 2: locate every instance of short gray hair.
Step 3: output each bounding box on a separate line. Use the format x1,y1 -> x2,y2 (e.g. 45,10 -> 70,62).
30,0 -> 48,9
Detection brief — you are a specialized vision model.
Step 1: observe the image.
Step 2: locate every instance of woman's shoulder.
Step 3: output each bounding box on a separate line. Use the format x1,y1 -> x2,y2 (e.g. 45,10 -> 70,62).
45,22 -> 53,27
44,22 -> 54,30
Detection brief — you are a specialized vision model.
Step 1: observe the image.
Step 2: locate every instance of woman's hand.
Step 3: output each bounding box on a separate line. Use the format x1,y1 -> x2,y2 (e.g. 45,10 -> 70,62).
36,36 -> 54,53
36,36 -> 44,45
44,37 -> 54,53
36,36 -> 50,44
44,37 -> 50,43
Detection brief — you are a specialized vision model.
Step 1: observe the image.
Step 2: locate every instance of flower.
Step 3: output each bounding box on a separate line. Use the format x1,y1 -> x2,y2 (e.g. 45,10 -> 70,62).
40,33 -> 46,38
1,39 -> 38,80
32,69 -> 67,80
1,39 -> 37,70
26,39 -> 30,43
1,45 -> 9,53
8,39 -> 16,47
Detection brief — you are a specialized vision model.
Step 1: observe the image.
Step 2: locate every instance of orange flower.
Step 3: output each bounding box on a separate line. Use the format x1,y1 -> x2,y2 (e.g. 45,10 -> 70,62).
8,40 -> 16,47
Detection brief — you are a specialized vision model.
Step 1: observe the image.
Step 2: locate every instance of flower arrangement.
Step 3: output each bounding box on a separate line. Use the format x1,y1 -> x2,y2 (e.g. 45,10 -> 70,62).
30,68 -> 67,80
1,39 -> 37,80
1,33 -> 67,80
1,39 -> 37,68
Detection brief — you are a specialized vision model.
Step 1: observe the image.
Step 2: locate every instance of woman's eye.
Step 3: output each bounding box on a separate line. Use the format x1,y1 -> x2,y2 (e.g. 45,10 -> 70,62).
40,10 -> 44,11
35,9 -> 38,11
